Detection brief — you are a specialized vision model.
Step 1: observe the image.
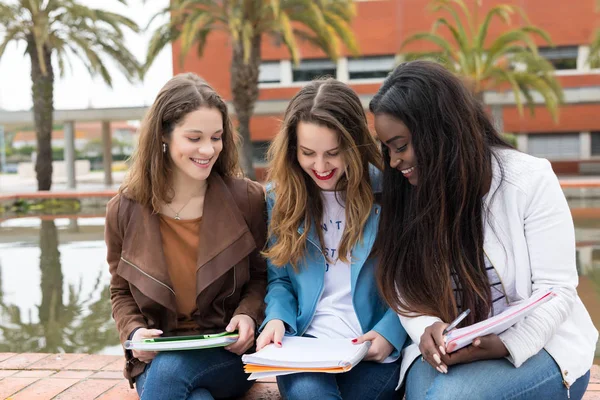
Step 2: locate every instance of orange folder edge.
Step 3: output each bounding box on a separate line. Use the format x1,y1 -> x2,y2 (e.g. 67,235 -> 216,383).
244,364 -> 352,373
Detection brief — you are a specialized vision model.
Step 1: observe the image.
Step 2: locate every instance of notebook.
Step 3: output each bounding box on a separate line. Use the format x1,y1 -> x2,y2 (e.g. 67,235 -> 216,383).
445,288 -> 557,352
242,337 -> 371,380
123,332 -> 239,351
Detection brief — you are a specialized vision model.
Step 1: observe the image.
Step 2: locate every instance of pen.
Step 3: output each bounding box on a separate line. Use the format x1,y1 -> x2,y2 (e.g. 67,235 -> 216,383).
442,309 -> 471,335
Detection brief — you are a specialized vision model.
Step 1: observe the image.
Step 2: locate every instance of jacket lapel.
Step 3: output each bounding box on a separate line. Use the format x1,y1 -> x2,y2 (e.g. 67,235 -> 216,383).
119,202 -> 177,312
195,173 -> 257,294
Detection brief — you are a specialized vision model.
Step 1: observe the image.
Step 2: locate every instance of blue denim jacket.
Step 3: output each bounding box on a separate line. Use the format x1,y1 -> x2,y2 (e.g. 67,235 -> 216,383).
260,173 -> 408,358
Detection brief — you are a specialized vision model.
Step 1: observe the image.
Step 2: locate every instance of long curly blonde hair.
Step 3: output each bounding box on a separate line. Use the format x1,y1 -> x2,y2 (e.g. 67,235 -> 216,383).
263,78 -> 382,270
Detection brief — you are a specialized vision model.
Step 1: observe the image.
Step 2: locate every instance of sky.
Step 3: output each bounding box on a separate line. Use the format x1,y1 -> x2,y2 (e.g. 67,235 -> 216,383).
0,0 -> 173,112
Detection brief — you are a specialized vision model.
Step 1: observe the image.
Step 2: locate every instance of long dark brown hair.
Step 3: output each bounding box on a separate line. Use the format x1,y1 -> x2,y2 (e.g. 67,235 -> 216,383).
121,73 -> 240,212
371,61 -> 512,325
264,78 -> 383,270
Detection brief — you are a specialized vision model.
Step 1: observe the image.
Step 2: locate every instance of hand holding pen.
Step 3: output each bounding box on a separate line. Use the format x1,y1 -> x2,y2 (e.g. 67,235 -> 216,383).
443,309 -> 471,336
418,309 -> 471,374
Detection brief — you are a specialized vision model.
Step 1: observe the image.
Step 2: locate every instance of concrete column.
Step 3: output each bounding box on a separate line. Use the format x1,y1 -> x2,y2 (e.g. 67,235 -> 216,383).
491,104 -> 504,133
581,131 -> 591,160
337,57 -> 349,83
102,120 -> 113,186
578,45 -> 591,72
516,133 -> 528,153
280,60 -> 293,85
63,120 -> 76,189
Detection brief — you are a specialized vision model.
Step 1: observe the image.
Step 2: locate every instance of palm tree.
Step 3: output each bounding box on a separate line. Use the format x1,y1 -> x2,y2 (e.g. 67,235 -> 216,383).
0,220 -> 119,353
0,1 -> 140,190
146,1 -> 359,179
399,0 -> 563,124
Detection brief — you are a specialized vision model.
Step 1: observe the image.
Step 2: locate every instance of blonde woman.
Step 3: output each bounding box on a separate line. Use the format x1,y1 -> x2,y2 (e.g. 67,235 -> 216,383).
256,79 -> 408,400
105,73 -> 267,400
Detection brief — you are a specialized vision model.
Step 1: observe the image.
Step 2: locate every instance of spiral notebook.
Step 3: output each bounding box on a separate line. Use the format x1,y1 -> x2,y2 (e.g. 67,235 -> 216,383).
242,337 -> 371,380
445,288 -> 557,352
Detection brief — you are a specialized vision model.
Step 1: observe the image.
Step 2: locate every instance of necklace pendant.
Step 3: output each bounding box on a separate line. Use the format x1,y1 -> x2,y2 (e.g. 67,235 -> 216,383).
174,214 -> 181,220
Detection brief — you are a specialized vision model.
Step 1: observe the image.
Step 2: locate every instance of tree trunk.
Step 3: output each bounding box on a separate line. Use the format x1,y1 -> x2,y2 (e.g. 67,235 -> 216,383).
39,219 -> 63,352
28,37 -> 54,191
230,35 -> 261,180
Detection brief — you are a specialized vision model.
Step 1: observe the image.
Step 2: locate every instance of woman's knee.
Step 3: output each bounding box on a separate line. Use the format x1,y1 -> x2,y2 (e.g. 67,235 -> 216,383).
277,373 -> 341,400
146,352 -> 194,383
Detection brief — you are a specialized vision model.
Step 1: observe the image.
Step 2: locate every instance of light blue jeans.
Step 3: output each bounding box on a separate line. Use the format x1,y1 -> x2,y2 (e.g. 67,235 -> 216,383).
134,348 -> 253,400
405,349 -> 590,400
277,358 -> 403,400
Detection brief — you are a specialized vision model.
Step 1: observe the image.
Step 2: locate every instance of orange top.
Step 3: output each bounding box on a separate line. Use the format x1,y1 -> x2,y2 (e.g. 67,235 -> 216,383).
159,214 -> 202,333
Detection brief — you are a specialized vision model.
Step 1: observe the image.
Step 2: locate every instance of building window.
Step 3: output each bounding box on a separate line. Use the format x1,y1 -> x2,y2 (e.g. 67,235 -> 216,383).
292,59 -> 336,82
538,46 -> 578,70
591,132 -> 600,156
528,133 -> 580,160
259,62 -> 281,84
348,55 -> 395,80
252,141 -> 270,165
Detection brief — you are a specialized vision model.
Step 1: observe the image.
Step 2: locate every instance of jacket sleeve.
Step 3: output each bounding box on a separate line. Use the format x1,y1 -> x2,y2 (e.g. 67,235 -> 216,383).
259,193 -> 299,334
105,195 -> 146,344
498,160 -> 578,367
371,307 -> 408,358
233,180 -> 268,325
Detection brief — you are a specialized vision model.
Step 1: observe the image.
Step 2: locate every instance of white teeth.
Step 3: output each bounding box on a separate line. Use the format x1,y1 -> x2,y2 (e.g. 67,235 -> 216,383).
401,166 -> 415,174
315,170 -> 332,177
191,158 -> 210,165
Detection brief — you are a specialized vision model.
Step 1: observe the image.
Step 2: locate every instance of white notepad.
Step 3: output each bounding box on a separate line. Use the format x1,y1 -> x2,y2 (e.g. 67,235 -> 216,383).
242,337 -> 371,380
445,288 -> 556,352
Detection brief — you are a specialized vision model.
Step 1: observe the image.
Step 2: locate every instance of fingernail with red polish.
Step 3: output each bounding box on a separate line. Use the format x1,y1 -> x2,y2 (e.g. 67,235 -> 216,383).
277,342 -> 282,346
352,339 -> 357,343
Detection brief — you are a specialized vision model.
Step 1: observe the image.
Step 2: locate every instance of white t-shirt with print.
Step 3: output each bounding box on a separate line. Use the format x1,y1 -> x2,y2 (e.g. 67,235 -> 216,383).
304,191 -> 363,339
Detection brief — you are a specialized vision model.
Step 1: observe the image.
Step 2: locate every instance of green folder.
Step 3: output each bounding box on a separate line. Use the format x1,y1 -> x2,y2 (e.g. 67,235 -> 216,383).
124,331 -> 239,351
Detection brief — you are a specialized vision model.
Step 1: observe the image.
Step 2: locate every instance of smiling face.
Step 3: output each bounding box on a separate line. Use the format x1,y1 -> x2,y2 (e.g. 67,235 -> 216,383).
165,107 -> 224,184
374,113 -> 418,186
296,121 -> 347,191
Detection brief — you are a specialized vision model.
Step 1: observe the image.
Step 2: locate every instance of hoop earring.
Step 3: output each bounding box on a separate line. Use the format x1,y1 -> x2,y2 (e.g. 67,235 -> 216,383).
162,143 -> 167,153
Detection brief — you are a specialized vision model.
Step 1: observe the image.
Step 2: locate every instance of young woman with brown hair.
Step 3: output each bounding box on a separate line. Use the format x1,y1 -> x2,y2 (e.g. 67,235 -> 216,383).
105,73 -> 267,400
256,78 -> 408,400
371,61 -> 597,399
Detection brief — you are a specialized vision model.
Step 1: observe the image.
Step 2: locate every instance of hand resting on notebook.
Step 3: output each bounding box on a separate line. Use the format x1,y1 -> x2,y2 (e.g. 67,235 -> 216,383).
224,314 -> 255,355
256,319 -> 285,351
352,330 -> 394,362
420,321 -> 508,373
131,328 -> 163,363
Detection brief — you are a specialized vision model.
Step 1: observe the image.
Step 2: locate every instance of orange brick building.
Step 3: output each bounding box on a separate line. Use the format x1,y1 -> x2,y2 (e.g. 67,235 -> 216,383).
172,0 -> 600,175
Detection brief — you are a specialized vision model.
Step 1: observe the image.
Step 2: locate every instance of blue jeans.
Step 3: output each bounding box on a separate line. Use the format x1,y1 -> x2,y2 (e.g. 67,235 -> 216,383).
276,359 -> 402,400
405,349 -> 590,400
135,348 -> 253,400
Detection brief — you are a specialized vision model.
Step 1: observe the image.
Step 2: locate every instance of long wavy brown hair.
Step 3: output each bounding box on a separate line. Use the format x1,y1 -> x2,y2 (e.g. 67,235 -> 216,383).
371,61 -> 512,325
120,73 -> 240,212
264,78 -> 383,270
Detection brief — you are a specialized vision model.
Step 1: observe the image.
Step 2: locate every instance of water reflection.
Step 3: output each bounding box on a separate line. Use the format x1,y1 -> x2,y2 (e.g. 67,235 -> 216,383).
0,218 -> 120,354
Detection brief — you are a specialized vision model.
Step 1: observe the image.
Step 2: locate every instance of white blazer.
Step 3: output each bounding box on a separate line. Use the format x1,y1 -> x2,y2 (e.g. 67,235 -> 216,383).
397,148 -> 598,390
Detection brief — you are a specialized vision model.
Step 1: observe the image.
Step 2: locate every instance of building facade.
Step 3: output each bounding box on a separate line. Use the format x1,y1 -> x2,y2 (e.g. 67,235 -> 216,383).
172,0 -> 600,175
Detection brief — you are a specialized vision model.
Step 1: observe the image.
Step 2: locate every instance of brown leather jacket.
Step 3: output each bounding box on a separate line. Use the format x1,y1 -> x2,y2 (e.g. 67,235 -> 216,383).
105,173 -> 267,387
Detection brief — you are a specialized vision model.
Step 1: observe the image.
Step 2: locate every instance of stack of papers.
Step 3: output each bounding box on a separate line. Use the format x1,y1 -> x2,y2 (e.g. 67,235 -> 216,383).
124,332 -> 239,351
445,289 -> 557,352
242,337 -> 370,380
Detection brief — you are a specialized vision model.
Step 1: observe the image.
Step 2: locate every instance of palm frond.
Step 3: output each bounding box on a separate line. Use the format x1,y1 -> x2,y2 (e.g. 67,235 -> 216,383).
475,5 -> 514,50
589,29 -> 600,69
145,22 -> 181,76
